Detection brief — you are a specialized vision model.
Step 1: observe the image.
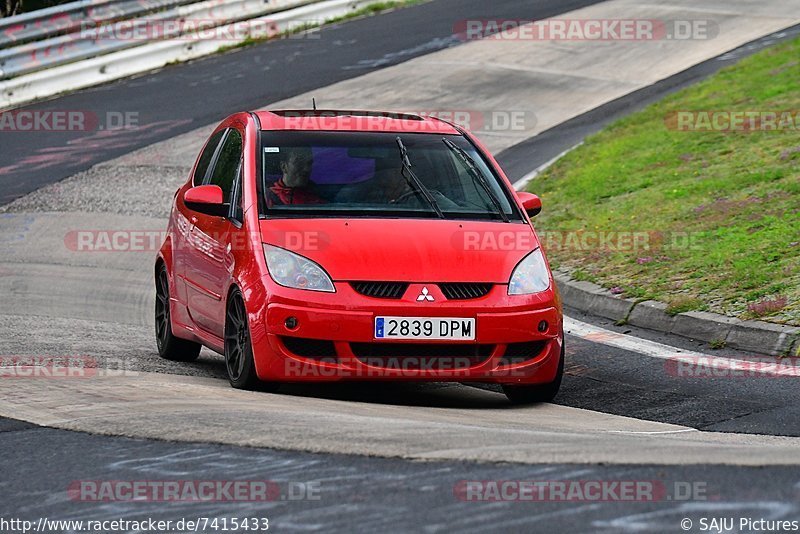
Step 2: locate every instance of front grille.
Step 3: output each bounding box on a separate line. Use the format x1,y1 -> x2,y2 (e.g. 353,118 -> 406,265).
351,282 -> 409,299
497,340 -> 548,367
281,337 -> 337,362
351,342 -> 494,370
439,283 -> 493,300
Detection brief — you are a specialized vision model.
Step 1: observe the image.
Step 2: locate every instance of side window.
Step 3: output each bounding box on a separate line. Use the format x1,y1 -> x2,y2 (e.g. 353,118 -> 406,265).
193,130 -> 225,185
231,163 -> 244,222
206,129 -> 243,205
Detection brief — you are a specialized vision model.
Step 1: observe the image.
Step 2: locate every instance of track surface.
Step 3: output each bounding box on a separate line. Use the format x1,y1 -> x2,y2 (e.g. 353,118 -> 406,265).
2,420 -> 800,533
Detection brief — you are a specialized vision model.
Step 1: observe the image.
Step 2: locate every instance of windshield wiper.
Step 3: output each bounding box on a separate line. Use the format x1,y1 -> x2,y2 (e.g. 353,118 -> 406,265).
395,136 -> 445,219
442,138 -> 509,223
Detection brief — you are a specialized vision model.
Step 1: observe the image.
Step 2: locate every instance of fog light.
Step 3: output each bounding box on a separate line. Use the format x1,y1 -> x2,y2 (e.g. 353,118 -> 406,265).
537,320 -> 548,333
285,317 -> 299,330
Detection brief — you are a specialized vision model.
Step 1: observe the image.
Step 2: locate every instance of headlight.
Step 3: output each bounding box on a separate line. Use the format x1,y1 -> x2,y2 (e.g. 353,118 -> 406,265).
263,244 -> 335,293
508,248 -> 551,295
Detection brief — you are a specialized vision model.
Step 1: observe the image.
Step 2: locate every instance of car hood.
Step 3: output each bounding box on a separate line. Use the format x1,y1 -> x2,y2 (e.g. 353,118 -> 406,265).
259,218 -> 539,283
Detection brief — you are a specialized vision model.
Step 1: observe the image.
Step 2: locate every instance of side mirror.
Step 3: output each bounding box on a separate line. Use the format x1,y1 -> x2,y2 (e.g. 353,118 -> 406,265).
517,191 -> 542,218
184,185 -> 228,217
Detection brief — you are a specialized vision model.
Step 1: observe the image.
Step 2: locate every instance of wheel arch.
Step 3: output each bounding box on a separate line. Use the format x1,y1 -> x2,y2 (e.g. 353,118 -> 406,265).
225,282 -> 242,307
155,234 -> 174,278
224,281 -> 271,381
155,256 -> 165,279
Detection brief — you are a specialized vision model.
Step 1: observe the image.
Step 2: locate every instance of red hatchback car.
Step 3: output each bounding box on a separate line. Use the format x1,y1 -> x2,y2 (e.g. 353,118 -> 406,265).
155,110 -> 564,404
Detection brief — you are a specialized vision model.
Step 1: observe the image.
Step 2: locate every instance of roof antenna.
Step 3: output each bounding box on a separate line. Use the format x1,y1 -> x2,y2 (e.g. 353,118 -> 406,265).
312,97 -> 317,111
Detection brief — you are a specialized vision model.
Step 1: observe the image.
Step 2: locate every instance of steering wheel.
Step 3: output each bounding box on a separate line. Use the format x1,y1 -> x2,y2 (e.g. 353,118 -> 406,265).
391,189 -> 444,206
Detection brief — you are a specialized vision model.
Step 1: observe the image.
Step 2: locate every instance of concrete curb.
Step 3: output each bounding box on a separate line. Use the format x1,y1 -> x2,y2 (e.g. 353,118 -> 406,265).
554,272 -> 800,357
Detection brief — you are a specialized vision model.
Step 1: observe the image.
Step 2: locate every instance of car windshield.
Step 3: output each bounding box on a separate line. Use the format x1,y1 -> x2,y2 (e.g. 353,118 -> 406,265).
260,131 -> 521,221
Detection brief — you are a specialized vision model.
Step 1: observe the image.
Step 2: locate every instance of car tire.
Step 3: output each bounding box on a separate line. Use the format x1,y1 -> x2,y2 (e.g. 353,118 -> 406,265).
501,336 -> 564,405
224,288 -> 277,391
155,266 -> 202,362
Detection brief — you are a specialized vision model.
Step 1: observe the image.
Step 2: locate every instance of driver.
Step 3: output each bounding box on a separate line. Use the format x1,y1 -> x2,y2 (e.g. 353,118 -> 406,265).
267,147 -> 325,206
384,169 -> 414,205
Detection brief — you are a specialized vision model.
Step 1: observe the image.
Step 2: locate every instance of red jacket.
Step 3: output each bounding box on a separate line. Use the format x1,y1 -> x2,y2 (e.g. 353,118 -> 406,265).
267,179 -> 325,206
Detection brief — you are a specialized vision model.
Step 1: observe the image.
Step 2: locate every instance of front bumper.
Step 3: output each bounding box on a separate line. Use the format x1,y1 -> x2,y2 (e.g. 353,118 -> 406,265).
249,278 -> 563,384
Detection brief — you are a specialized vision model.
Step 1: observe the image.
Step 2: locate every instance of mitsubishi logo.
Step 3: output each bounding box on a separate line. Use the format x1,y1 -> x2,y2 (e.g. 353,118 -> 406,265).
417,287 -> 435,302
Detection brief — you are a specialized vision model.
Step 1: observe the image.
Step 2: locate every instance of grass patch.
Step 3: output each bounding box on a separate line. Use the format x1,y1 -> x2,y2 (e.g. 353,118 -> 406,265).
709,339 -> 727,350
530,37 -> 800,325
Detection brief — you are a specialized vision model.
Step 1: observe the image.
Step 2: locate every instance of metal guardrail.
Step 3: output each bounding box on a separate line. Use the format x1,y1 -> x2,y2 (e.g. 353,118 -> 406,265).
0,0 -> 205,47
0,0 -> 317,79
0,0 -> 370,108
0,0 -> 116,33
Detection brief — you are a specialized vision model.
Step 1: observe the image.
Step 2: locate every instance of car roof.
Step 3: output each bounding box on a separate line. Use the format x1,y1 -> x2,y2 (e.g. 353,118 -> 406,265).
254,110 -> 462,135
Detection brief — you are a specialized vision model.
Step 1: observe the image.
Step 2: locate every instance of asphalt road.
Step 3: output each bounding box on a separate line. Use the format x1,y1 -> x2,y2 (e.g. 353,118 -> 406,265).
559,309 -> 800,437
1,419 -> 799,533
0,0 -> 603,204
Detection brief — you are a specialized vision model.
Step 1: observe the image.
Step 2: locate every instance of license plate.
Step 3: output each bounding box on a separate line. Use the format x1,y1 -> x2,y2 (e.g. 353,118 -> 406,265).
374,317 -> 476,340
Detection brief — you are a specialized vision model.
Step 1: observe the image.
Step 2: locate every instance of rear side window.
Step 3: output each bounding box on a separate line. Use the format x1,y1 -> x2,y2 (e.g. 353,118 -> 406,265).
207,130 -> 243,205
231,165 -> 244,222
193,130 -> 225,185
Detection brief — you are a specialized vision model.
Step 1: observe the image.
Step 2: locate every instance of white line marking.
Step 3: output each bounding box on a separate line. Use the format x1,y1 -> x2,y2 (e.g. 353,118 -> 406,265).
565,315 -> 798,378
604,429 -> 698,435
512,142 -> 582,189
